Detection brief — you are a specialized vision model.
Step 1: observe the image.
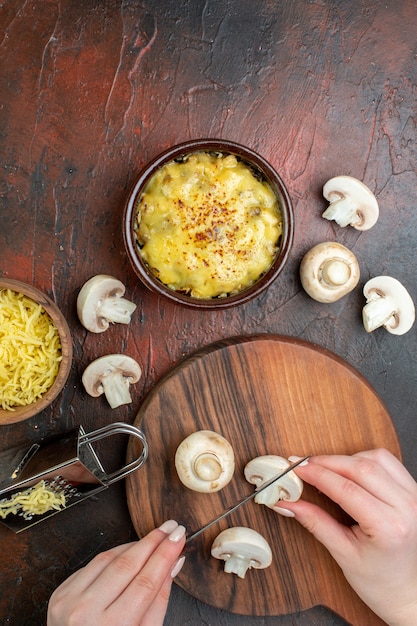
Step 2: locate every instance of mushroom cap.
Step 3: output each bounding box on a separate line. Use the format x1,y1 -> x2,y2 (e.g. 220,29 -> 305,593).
323,175 -> 379,230
244,455 -> 303,508
82,354 -> 142,397
211,527 -> 272,573
300,241 -> 360,303
77,275 -> 133,333
175,430 -> 235,493
363,276 -> 415,335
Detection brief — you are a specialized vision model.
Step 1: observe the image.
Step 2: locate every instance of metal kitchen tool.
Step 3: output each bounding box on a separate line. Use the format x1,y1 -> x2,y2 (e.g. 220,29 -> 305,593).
186,455 -> 311,543
0,422 -> 148,533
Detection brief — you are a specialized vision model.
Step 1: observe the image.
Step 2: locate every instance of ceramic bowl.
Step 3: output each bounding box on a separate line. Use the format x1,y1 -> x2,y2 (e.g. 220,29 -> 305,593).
0,279 -> 72,424
123,139 -> 293,309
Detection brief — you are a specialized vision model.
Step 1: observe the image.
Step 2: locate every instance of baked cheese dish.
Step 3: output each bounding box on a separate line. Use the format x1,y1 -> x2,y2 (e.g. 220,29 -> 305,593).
134,151 -> 282,299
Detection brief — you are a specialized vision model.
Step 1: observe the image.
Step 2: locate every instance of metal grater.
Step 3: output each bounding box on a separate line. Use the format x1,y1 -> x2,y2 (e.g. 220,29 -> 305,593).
0,422 -> 148,533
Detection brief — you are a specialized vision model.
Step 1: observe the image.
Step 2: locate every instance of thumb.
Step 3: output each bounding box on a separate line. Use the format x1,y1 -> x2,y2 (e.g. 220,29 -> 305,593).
275,499 -> 354,563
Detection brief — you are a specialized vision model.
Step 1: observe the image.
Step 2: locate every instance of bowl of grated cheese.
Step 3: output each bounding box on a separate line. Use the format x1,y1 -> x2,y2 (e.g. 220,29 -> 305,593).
123,139 -> 294,309
0,279 -> 72,425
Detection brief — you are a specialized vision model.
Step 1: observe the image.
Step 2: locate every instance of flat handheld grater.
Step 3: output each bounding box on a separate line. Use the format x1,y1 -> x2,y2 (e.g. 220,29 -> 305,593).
0,422 -> 148,532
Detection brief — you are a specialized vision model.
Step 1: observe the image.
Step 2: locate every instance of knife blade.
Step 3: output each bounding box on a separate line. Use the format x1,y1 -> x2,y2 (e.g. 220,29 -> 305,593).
185,454 -> 310,543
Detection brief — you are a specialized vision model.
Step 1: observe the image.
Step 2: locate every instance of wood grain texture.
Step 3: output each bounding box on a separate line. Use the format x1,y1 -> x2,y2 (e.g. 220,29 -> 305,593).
127,335 -> 400,624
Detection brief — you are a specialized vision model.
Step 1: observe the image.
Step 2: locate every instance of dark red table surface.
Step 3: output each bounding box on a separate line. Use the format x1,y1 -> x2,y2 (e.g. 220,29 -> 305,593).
1,2 -> 417,624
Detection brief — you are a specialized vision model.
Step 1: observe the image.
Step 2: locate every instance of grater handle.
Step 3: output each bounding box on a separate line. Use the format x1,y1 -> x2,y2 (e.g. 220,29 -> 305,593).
78,422 -> 148,485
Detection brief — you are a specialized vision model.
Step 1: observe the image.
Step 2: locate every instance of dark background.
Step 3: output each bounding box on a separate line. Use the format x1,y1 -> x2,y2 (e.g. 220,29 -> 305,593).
1,1 -> 416,624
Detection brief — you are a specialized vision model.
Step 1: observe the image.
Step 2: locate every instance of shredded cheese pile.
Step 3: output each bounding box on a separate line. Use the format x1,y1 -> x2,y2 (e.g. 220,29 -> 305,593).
0,480 -> 67,519
0,288 -> 62,410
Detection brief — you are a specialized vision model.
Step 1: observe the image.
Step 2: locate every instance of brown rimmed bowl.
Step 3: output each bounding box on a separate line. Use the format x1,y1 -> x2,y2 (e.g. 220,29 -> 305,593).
123,139 -> 294,310
0,279 -> 73,425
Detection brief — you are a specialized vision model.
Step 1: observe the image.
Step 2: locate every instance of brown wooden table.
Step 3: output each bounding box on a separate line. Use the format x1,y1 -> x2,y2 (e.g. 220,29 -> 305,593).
1,2 -> 417,624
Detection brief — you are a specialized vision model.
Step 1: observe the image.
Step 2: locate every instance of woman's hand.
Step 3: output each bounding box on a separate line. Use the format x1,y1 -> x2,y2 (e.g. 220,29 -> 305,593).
275,449 -> 417,626
47,519 -> 186,626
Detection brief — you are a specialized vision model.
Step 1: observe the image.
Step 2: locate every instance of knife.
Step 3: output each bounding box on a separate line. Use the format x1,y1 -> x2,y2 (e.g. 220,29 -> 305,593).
185,454 -> 310,543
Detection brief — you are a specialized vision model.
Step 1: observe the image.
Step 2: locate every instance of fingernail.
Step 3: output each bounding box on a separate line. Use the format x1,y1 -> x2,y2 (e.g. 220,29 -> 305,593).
168,524 -> 186,542
159,520 -> 178,534
170,555 -> 186,578
288,455 -> 309,466
272,505 -> 295,517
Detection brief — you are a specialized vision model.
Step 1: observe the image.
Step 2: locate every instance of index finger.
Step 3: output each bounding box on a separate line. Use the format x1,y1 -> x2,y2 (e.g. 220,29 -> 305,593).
89,522 -> 185,603
353,449 -> 417,494
302,451 -> 414,507
102,524 -> 186,624
54,520 -> 179,602
293,456 -> 394,529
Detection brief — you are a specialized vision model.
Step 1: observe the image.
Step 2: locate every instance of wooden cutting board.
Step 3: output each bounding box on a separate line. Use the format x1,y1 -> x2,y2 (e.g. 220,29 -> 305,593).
126,335 -> 401,624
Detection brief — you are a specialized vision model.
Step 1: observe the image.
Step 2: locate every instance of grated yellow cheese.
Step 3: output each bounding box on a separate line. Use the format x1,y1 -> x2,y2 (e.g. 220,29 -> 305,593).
135,151 -> 282,299
0,288 -> 62,410
0,480 -> 66,519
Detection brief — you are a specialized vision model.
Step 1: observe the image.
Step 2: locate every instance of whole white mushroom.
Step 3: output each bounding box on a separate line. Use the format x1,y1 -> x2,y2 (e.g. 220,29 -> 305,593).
82,354 -> 141,408
77,275 -> 136,333
175,430 -> 235,493
300,242 -> 360,303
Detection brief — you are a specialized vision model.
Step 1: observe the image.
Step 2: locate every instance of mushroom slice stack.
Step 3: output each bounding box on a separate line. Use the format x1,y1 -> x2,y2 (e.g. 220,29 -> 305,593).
77,275 -> 137,333
175,430 -> 235,493
244,455 -> 303,510
362,276 -> 415,335
211,527 -> 272,579
300,242 -> 360,303
82,354 -> 141,408
322,175 -> 379,230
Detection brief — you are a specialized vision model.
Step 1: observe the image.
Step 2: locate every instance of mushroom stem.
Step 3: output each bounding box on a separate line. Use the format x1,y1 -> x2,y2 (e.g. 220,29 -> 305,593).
321,259 -> 351,286
255,485 -> 286,506
322,195 -> 358,228
224,555 -> 253,579
193,453 -> 222,481
100,373 -> 133,409
362,296 -> 397,333
98,297 -> 137,325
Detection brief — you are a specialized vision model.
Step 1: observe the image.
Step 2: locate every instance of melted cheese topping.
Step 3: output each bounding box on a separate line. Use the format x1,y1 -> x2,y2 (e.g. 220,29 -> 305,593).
0,480 -> 66,519
0,289 -> 62,410
134,152 -> 282,298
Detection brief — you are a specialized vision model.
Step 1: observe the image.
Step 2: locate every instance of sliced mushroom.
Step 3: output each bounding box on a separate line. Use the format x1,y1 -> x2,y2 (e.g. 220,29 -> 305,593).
362,276 -> 415,335
300,242 -> 360,303
211,527 -> 272,579
77,275 -> 137,333
175,430 -> 234,493
322,176 -> 379,230
82,354 -> 141,408
244,455 -> 303,511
